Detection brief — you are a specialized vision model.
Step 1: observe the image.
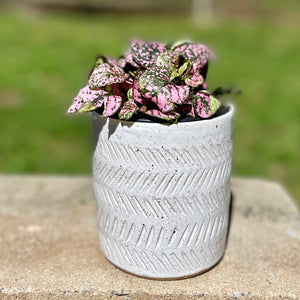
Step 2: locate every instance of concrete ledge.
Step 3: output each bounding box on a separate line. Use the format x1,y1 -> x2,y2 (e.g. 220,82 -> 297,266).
0,175 -> 299,299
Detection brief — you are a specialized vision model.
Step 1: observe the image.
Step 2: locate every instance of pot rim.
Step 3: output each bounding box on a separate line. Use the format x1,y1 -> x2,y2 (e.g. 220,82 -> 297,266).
92,103 -> 234,128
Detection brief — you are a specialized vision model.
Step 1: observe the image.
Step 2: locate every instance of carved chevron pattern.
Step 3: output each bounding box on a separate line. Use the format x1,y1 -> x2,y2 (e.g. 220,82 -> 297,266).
94,128 -> 232,276
93,156 -> 231,197
95,182 -> 230,218
97,207 -> 227,251
95,135 -> 232,170
98,214 -> 227,276
101,236 -> 217,275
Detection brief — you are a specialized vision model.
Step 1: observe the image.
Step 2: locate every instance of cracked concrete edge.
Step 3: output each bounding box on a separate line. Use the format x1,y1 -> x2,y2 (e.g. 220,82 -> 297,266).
0,291 -> 298,300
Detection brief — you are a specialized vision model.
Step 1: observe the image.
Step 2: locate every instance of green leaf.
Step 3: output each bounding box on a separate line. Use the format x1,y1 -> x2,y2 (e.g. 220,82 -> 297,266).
209,95 -> 221,116
170,60 -> 192,81
127,88 -> 133,100
178,60 -> 192,76
94,55 -> 106,67
78,102 -> 98,113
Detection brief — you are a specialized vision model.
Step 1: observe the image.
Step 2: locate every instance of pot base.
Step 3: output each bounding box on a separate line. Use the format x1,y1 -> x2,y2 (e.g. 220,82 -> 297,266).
104,255 -> 224,280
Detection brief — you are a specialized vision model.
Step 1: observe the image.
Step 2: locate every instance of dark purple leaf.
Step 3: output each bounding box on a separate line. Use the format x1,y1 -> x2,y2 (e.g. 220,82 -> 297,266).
109,81 -> 132,101
176,104 -> 196,118
144,109 -> 180,121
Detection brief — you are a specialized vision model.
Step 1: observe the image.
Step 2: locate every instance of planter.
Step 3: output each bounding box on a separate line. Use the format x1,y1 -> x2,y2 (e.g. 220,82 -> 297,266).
92,104 -> 234,279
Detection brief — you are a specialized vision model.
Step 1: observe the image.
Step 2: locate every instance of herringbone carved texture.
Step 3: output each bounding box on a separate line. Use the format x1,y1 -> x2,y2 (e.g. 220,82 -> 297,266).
93,134 -> 232,278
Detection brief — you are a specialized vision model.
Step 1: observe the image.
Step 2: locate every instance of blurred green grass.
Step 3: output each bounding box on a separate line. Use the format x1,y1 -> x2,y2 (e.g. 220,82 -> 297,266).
0,10 -> 299,205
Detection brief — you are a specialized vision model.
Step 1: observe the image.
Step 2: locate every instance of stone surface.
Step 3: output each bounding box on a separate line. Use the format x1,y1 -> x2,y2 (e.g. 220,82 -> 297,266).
0,175 -> 299,299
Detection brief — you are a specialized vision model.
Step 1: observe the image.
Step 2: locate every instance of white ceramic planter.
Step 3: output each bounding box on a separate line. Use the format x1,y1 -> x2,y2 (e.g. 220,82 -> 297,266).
92,105 -> 234,279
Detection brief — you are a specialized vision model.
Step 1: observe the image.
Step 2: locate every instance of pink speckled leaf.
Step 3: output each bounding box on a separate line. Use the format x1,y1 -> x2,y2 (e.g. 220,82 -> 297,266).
132,71 -> 147,104
93,55 -> 128,69
151,93 -> 175,113
102,95 -> 123,116
138,67 -> 169,97
144,109 -> 180,121
117,57 -> 127,68
156,52 -> 175,74
153,84 -> 189,112
67,102 -> 81,113
169,84 -> 190,104
131,40 -> 167,68
173,43 -> 213,68
193,91 -> 221,117
133,86 -> 146,103
67,85 -> 107,113
94,55 -> 119,67
88,63 -> 128,88
184,72 -> 204,87
78,94 -> 122,115
191,91 -> 211,118
123,51 -> 140,68
106,57 -> 121,67
118,100 -> 139,120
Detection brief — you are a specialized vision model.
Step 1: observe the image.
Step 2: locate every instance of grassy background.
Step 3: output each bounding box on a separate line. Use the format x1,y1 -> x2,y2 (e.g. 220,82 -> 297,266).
0,6 -> 299,205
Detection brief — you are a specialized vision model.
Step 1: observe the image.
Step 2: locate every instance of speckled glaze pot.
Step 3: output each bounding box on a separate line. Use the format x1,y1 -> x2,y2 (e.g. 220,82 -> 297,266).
92,105 -> 234,279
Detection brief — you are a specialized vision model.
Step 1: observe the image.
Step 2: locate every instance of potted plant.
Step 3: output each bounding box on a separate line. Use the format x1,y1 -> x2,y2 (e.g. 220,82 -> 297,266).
67,40 -> 234,279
